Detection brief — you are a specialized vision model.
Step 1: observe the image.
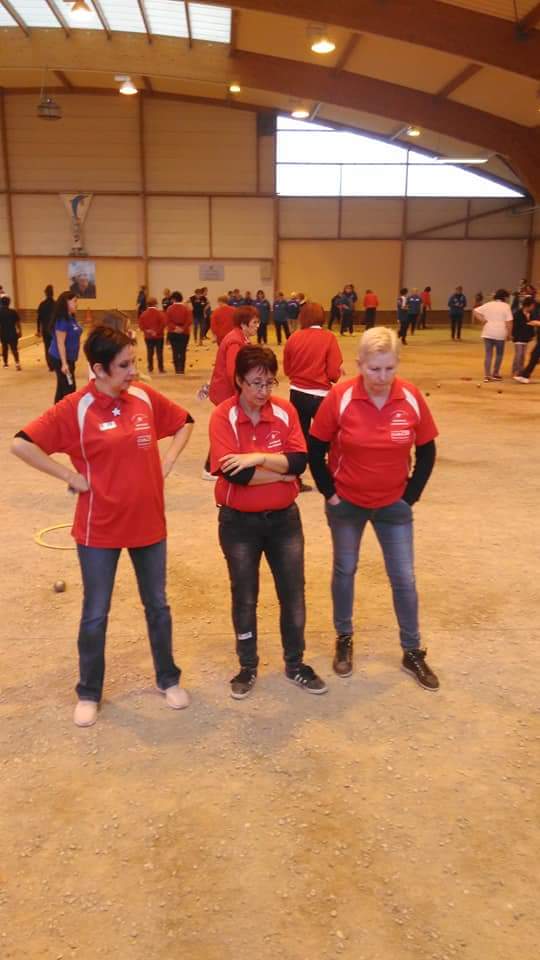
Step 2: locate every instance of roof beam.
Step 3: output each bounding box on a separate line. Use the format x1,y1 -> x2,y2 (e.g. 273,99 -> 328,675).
333,33 -> 361,74
519,3 -> 540,32
185,2 -> 193,48
90,1 -> 111,40
216,0 -> 540,81
231,48 -> 540,196
142,75 -> 153,93
0,1 -> 29,36
44,0 -> 71,36
54,70 -> 73,90
137,0 -> 152,43
229,8 -> 239,57
436,63 -> 483,99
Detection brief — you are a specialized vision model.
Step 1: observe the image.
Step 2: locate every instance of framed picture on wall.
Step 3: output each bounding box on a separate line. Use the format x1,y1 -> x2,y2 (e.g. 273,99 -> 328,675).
68,260 -> 97,299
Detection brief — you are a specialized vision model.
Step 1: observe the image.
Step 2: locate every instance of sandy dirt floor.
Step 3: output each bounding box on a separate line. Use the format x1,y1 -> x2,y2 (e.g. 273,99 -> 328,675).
1,323 -> 538,960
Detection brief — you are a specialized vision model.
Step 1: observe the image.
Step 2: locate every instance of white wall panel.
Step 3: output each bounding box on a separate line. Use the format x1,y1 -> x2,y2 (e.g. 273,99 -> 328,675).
0,194 -> 10,255
6,95 -> 140,191
404,239 -> 526,308
147,196 -> 210,257
145,101 -> 257,192
84,196 -> 144,256
279,198 -> 339,238
407,199 -> 467,238
341,198 -> 403,238
12,195 -> 70,254
468,201 -> 529,238
148,260 -> 272,304
212,197 -> 274,258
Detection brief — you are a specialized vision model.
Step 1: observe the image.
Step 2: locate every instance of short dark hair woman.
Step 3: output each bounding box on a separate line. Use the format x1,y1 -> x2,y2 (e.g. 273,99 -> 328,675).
36,284 -> 56,370
49,291 -> 81,402
209,344 -> 327,699
12,326 -> 194,727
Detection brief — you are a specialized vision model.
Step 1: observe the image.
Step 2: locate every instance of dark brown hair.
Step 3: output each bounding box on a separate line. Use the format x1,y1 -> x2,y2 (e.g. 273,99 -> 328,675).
84,325 -> 133,373
235,345 -> 278,387
233,305 -> 258,327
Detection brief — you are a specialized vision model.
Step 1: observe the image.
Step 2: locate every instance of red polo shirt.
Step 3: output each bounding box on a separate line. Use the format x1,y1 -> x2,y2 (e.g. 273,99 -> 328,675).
363,292 -> 379,309
283,327 -> 343,392
310,376 -> 438,508
208,326 -> 248,406
211,304 -> 236,344
166,302 -> 192,334
139,306 -> 166,340
209,395 -> 306,512
21,381 -> 190,548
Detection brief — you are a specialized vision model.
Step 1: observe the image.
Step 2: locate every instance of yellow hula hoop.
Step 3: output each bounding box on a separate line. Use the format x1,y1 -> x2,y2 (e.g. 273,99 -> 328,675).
34,522 -> 76,550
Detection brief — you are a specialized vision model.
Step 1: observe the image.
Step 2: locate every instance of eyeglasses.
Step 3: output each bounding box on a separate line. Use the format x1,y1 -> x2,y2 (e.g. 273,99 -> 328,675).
243,377 -> 277,391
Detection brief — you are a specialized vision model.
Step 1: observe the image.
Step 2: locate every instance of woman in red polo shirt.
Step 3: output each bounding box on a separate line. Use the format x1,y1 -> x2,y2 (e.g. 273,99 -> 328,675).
309,326 -> 440,690
11,326 -> 194,728
209,344 -> 327,700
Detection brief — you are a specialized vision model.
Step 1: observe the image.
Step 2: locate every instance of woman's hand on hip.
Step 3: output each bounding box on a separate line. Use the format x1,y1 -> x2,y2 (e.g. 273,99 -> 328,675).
219,452 -> 264,475
327,494 -> 341,506
68,471 -> 90,494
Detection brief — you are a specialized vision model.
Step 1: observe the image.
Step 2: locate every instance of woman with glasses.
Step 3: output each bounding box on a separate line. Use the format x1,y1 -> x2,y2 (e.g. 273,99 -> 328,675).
209,344 -> 327,700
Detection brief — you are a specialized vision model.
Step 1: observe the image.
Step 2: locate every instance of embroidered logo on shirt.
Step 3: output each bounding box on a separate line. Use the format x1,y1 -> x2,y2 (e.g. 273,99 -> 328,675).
99,421 -> 117,432
266,430 -> 283,450
112,407 -> 121,417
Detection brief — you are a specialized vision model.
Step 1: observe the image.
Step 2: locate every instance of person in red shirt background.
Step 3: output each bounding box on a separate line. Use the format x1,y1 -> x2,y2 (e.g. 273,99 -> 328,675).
420,286 -> 432,330
210,295 -> 236,345
166,291 -> 192,374
283,301 -> 344,490
11,326 -> 194,728
309,326 -> 440,691
138,297 -> 166,374
363,289 -> 379,329
209,345 -> 327,700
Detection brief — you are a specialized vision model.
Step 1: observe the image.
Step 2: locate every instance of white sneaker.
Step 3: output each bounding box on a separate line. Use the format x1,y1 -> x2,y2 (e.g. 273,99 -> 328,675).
513,376 -> 529,383
202,468 -> 216,481
158,685 -> 190,710
73,700 -> 98,727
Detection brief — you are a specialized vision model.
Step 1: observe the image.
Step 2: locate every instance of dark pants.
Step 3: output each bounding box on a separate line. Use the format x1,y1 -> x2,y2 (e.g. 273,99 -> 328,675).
398,312 -> 410,342
1,337 -> 19,366
257,322 -> 268,344
408,313 -> 419,334
521,339 -> 540,379
290,389 -> 325,444
450,313 -> 464,339
275,320 -> 291,345
419,307 -> 428,330
76,540 -> 180,702
168,332 -> 189,373
146,337 -> 164,372
364,308 -> 376,329
43,332 -> 54,370
340,310 -> 354,335
51,356 -> 76,403
328,309 -> 339,331
192,316 -> 204,345
218,504 -> 306,670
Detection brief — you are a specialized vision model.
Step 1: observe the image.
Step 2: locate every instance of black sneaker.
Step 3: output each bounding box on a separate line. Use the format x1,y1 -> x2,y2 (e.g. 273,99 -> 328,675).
285,663 -> 328,695
401,649 -> 439,691
333,635 -> 353,678
230,667 -> 257,700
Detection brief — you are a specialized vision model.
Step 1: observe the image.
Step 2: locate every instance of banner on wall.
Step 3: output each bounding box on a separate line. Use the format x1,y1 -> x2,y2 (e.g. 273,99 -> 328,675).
68,260 -> 97,299
60,194 -> 93,256
199,263 -> 225,281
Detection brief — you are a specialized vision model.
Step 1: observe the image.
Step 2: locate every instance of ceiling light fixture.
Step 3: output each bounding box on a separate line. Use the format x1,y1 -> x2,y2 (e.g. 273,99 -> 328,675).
309,25 -> 336,55
406,125 -> 421,137
37,67 -> 62,121
70,0 -> 93,19
228,82 -> 241,94
115,75 -> 138,96
432,156 -> 489,165
291,107 -> 310,119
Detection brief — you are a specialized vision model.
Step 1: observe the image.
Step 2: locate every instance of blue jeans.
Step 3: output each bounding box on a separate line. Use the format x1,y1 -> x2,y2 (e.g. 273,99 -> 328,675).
218,504 -> 305,669
325,497 -> 420,650
76,540 -> 180,701
483,338 -> 505,377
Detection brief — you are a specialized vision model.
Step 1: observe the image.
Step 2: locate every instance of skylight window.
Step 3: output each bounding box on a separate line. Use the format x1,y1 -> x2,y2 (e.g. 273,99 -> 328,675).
188,3 -> 231,42
0,5 -> 16,25
98,0 -> 146,33
145,0 -> 189,38
12,0 -> 60,28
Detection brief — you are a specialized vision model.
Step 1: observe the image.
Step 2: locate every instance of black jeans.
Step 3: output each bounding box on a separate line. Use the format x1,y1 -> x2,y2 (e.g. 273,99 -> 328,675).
419,307 -> 428,329
168,332 -> 189,373
450,313 -> 464,339
521,339 -> 540,379
274,320 -> 291,345
340,311 -> 354,335
51,356 -> 76,403
257,322 -> 268,344
43,332 -> 54,370
1,337 -> 19,365
290,389 -> 325,443
364,308 -> 376,329
76,540 -> 180,702
398,313 -> 410,342
146,337 -> 164,372
218,504 -> 306,670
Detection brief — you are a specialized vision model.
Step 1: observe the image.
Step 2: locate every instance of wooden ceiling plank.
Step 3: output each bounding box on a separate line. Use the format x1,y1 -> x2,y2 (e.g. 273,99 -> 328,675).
334,33 -> 361,73
137,0 -> 152,43
91,0 -> 112,40
209,0 -> 540,81
44,0 -> 71,37
0,0 -> 29,36
436,63 -> 483,99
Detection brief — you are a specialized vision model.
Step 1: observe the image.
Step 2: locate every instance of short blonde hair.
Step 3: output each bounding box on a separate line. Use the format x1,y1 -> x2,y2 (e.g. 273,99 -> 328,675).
358,326 -> 399,362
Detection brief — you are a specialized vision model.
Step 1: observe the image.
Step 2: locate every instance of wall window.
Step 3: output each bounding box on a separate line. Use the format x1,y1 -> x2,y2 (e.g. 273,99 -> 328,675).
276,117 -> 524,199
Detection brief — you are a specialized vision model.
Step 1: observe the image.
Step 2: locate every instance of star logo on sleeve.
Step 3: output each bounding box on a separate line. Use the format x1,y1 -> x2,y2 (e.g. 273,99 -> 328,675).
112,407 -> 121,417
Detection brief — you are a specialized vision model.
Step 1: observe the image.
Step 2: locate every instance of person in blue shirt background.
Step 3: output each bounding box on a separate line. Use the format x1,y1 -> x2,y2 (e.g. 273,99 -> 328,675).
406,288 -> 423,335
273,292 -> 291,345
336,288 -> 356,335
286,293 -> 301,332
255,289 -> 271,344
49,291 -> 82,403
448,285 -> 467,340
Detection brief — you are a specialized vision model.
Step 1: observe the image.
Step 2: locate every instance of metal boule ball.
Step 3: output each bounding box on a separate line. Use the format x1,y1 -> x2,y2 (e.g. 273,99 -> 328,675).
53,580 -> 66,593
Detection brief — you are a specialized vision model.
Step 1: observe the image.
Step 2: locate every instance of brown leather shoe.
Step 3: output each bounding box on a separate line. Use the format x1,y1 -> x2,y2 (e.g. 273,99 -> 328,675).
333,635 -> 353,677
